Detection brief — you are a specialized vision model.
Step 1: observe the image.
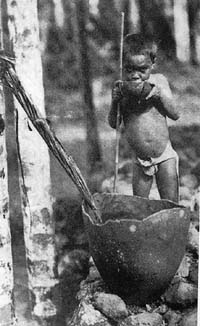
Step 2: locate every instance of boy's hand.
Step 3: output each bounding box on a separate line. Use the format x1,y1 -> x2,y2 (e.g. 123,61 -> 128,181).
145,84 -> 160,100
112,80 -> 123,103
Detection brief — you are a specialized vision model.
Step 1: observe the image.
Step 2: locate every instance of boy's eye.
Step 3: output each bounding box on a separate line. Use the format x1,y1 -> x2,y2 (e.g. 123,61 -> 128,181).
125,67 -> 133,73
140,68 -> 147,73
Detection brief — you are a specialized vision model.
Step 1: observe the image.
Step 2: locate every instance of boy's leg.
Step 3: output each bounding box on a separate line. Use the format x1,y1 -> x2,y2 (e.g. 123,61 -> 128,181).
156,158 -> 179,202
132,161 -> 153,197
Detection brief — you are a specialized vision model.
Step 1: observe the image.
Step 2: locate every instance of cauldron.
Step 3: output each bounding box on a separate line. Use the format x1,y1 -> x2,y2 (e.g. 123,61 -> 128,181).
82,193 -> 190,305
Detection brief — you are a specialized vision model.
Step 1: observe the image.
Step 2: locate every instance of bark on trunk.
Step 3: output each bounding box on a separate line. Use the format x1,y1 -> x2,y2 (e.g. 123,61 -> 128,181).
173,0 -> 190,62
6,0 -> 58,324
0,3 -> 15,325
75,0 -> 102,174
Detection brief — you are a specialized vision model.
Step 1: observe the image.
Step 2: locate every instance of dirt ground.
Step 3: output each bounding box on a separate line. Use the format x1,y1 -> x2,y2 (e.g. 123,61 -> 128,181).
8,61 -> 200,324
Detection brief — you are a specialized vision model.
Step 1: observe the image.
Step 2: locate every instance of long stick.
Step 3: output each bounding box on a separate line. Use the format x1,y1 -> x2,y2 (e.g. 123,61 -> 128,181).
113,12 -> 124,192
0,56 -> 102,224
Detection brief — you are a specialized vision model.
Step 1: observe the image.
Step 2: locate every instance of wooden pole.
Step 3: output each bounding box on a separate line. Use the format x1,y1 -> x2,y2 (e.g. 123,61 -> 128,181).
113,12 -> 124,193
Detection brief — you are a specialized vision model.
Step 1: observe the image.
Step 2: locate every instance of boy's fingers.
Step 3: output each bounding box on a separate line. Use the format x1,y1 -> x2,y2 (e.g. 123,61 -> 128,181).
113,87 -> 122,97
145,86 -> 156,99
114,80 -> 123,88
145,90 -> 153,100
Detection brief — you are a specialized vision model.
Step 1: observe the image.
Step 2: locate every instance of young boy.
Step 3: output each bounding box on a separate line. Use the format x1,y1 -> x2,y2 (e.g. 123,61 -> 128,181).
108,34 -> 180,202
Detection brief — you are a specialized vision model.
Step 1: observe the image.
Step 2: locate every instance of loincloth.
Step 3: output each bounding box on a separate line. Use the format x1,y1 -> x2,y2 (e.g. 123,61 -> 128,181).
133,142 -> 179,176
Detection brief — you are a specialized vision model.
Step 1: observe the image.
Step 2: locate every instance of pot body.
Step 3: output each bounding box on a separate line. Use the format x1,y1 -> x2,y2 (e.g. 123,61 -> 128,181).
83,193 -> 190,305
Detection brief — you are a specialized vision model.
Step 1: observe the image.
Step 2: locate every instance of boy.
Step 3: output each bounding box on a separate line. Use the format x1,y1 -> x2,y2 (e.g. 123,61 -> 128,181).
108,34 -> 180,202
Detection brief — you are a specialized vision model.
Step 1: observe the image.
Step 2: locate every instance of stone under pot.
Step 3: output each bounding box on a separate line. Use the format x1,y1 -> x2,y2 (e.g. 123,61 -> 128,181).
82,193 -> 190,305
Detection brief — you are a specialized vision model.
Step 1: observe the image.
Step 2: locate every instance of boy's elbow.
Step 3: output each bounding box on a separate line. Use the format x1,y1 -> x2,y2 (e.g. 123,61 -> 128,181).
167,101 -> 180,120
170,111 -> 179,120
174,112 -> 180,120
171,107 -> 180,120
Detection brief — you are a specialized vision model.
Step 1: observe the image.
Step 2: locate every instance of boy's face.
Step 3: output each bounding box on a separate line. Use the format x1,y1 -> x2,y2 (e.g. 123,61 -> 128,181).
123,54 -> 153,83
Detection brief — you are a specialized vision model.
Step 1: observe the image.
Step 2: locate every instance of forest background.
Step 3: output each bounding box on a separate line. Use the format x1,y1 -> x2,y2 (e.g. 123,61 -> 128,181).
38,0 -> 200,194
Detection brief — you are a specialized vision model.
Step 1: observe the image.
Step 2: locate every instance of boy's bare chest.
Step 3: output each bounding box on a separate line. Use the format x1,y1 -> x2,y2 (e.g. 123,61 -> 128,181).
121,96 -> 165,125
121,97 -> 151,119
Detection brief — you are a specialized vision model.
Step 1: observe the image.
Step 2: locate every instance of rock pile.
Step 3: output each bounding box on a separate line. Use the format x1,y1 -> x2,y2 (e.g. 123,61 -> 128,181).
69,239 -> 198,326
68,170 -> 199,326
54,156 -> 199,325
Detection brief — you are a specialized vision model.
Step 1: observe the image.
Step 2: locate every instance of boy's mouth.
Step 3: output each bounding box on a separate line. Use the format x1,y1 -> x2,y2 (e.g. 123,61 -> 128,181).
127,78 -> 142,84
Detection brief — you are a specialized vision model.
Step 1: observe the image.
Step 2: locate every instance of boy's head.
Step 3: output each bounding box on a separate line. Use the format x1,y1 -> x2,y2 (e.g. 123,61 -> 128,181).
123,34 -> 157,63
122,34 -> 157,82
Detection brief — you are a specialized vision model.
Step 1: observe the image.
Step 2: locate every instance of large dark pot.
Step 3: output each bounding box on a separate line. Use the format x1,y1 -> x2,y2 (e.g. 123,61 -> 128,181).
82,193 -> 190,305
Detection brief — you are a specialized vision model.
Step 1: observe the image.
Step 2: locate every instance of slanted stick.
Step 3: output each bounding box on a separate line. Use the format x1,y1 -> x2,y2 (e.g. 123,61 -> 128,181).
0,56 -> 102,224
113,12 -> 124,193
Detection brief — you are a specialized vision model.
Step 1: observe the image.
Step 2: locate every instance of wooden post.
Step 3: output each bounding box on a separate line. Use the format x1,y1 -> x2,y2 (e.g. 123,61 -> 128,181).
6,0 -> 58,324
0,1 -> 16,324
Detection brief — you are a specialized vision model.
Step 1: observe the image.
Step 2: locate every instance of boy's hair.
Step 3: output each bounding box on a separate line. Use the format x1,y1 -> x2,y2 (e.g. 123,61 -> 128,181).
123,34 -> 157,63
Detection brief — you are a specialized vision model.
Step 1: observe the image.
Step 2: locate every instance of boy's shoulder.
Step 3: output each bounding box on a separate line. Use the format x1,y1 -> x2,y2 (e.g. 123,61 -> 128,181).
149,73 -> 169,86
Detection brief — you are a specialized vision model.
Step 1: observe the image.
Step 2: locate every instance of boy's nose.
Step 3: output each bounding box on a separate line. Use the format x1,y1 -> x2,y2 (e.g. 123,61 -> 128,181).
131,71 -> 140,79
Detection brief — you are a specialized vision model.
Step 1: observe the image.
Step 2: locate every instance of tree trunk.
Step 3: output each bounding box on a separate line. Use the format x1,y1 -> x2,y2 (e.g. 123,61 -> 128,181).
173,0 -> 190,62
138,0 -> 175,57
52,0 -> 64,28
75,0 -> 102,174
6,0 -> 58,324
89,0 -> 99,15
38,0 -> 52,56
188,0 -> 200,64
123,0 -> 140,35
129,0 -> 140,33
0,2 -> 15,324
163,0 -> 173,18
195,10 -> 200,63
123,0 -> 140,34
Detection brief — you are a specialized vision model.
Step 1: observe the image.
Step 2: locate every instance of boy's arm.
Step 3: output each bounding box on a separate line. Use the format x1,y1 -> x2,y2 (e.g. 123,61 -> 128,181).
108,100 -> 122,129
108,82 -> 123,129
147,74 -> 180,120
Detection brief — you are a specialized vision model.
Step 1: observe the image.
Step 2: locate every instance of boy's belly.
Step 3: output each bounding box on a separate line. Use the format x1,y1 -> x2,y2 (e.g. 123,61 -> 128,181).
124,109 -> 169,159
